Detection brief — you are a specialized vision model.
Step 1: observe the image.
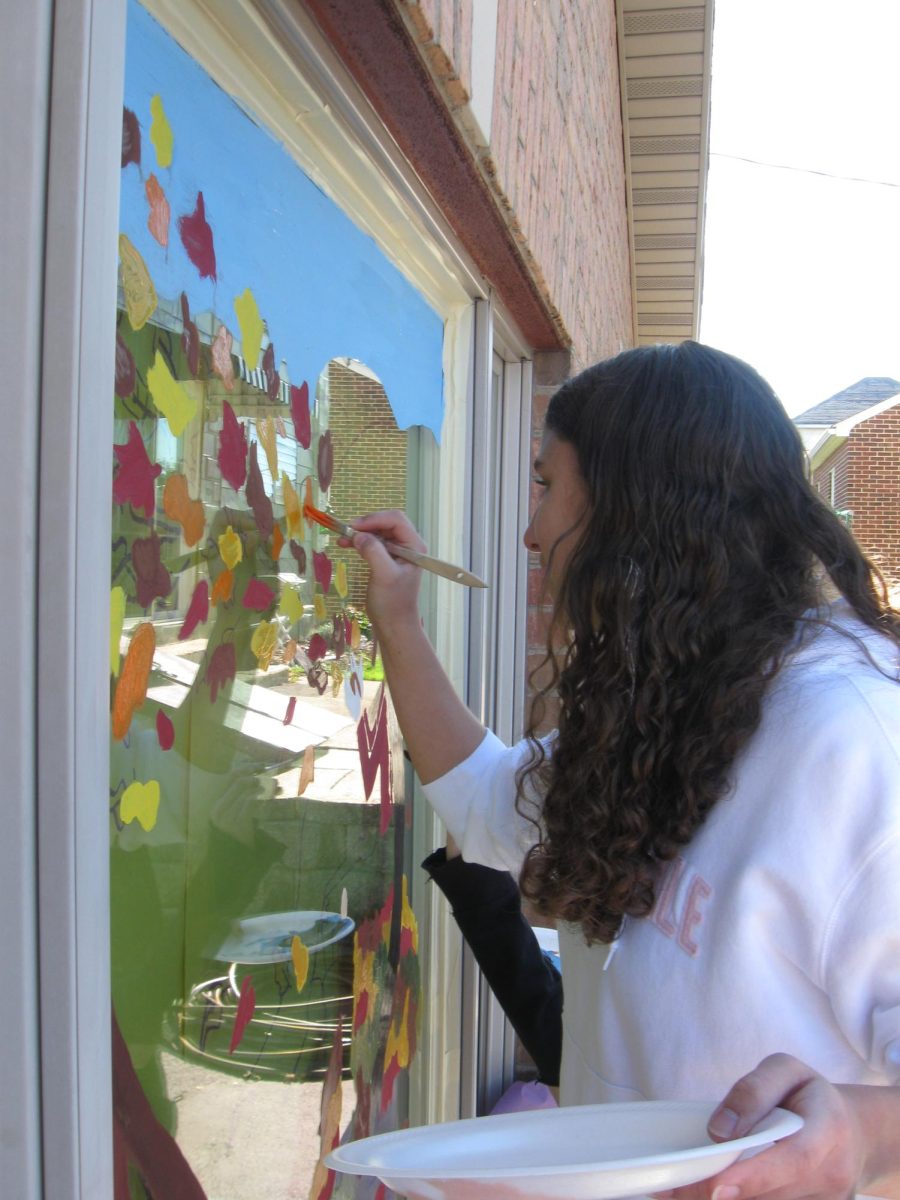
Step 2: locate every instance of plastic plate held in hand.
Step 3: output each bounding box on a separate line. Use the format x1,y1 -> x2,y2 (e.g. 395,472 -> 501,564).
325,1100 -> 803,1200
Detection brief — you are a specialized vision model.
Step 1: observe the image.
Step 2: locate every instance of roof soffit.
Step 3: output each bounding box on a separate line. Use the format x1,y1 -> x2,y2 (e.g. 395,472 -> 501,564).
616,0 -> 715,346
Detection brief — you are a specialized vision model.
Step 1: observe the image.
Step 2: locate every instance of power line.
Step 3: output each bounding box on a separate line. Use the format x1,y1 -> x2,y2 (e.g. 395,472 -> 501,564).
710,151 -> 900,190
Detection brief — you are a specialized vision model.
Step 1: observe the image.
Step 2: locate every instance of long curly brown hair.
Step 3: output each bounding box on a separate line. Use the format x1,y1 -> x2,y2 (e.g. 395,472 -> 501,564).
518,341 -> 900,944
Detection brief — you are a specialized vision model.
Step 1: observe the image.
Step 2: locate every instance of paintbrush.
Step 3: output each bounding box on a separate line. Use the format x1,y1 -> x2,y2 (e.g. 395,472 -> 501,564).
303,501 -> 488,589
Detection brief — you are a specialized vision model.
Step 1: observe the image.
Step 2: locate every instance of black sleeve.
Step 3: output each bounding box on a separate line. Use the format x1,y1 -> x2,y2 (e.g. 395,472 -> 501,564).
422,848 -> 563,1086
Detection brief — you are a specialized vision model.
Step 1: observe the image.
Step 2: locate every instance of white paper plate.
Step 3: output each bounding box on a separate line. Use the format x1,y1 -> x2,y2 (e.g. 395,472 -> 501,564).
212,910 -> 355,964
326,1100 -> 803,1200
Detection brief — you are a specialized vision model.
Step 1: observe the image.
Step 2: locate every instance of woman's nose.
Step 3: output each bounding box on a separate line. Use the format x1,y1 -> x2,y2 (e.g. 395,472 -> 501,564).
523,516 -> 539,552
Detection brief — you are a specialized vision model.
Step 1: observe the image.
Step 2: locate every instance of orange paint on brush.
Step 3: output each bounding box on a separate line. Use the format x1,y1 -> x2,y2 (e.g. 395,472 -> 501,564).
303,500 -> 346,536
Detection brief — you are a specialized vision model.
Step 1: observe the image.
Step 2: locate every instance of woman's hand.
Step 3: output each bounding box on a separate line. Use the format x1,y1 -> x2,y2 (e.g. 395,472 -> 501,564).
343,509 -> 486,783
659,1055 -> 900,1200
346,509 -> 426,637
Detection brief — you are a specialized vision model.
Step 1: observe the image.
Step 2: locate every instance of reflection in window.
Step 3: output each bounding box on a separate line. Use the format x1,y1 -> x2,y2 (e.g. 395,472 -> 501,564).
110,9 -> 442,1196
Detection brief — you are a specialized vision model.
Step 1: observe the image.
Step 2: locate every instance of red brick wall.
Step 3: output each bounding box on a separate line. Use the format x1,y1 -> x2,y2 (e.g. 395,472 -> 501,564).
327,360 -> 408,607
399,0 -> 633,371
811,442 -> 851,512
847,410 -> 900,585
490,1 -> 632,369
811,408 -> 900,586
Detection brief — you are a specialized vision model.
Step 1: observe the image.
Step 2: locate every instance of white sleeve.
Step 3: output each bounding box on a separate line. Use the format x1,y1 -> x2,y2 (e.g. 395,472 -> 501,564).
421,729 -> 552,874
822,830 -> 900,1081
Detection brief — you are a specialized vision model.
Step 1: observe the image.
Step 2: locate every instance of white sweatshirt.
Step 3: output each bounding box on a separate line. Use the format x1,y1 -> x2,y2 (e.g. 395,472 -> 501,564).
423,608 -> 900,1106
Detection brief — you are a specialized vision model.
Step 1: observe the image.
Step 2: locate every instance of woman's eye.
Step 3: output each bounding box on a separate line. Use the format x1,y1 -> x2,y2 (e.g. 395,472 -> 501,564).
532,476 -> 548,488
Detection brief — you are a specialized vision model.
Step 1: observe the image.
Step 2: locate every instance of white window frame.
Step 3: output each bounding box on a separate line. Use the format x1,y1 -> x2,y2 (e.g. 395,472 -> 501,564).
459,299 -> 533,1117
10,2 -> 536,1192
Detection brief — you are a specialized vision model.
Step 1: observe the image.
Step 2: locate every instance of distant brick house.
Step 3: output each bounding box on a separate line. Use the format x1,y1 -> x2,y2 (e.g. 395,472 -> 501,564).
794,377 -> 900,585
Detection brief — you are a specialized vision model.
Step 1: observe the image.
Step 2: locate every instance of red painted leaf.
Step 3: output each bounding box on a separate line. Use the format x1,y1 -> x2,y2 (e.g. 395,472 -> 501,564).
357,687 -> 392,834
289,540 -> 306,574
308,633 -> 328,663
177,191 -> 217,281
178,580 -> 209,641
317,431 -> 333,492
307,665 -> 328,694
121,107 -> 140,168
380,1054 -> 401,1113
115,333 -> 136,398
242,578 -> 276,612
245,442 -> 274,540
283,696 -> 296,725
132,534 -> 171,609
180,292 -> 200,377
229,976 -> 256,1053
218,401 -> 248,491
290,381 -> 311,448
205,642 -> 236,704
262,342 -> 279,403
332,615 -> 346,657
113,422 -> 161,516
313,550 -> 332,593
156,709 -> 175,751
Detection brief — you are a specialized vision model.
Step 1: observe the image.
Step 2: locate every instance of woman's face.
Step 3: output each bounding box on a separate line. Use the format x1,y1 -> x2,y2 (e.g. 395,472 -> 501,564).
523,431 -> 590,596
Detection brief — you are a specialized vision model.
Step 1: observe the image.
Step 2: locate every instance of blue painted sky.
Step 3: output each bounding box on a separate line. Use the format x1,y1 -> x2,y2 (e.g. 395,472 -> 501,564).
121,0 -> 445,437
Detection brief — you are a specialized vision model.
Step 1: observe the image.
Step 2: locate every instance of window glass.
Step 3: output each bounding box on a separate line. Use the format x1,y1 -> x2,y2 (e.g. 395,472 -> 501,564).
110,5 -> 443,1196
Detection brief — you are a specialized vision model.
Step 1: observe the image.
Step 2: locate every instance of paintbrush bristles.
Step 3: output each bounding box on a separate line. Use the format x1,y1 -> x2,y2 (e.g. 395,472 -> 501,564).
303,502 -> 345,534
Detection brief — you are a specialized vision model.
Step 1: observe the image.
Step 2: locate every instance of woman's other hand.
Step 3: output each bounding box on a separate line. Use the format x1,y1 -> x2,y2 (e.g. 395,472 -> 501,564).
658,1054 -> 900,1200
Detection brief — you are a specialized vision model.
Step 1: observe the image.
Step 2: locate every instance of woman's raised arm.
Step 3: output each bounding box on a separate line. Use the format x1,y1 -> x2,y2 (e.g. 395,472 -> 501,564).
348,510 -> 487,784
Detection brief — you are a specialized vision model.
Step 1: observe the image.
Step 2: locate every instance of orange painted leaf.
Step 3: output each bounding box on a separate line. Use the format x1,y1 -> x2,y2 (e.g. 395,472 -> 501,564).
210,568 -> 234,606
145,174 -> 169,247
112,623 -> 155,740
163,472 -> 205,547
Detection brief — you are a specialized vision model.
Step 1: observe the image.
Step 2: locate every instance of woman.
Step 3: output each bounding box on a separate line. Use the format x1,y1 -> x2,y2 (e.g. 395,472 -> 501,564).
348,342 -> 900,1199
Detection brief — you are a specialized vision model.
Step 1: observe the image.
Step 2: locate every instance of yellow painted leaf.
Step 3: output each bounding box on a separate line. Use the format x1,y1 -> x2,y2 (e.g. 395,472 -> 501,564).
110,586 -> 126,676
314,593 -> 327,622
279,586 -> 303,624
350,618 -> 361,650
334,560 -> 348,599
256,415 -> 278,479
400,875 -> 419,954
383,989 -> 412,1072
234,287 -> 264,371
147,350 -> 198,437
119,234 -> 157,331
251,619 -> 278,671
291,934 -> 310,992
120,779 -> 161,832
218,526 -> 243,570
149,94 -> 173,168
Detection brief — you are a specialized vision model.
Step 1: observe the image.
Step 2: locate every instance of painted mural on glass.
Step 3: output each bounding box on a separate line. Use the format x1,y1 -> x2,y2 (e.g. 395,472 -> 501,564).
110,5 -> 441,1197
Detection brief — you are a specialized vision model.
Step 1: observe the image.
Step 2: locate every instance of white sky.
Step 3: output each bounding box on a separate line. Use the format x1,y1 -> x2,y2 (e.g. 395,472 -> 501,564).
698,0 -> 900,415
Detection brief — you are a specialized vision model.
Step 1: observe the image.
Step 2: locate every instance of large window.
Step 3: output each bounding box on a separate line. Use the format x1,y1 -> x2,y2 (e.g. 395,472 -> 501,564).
110,5 -> 445,1195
